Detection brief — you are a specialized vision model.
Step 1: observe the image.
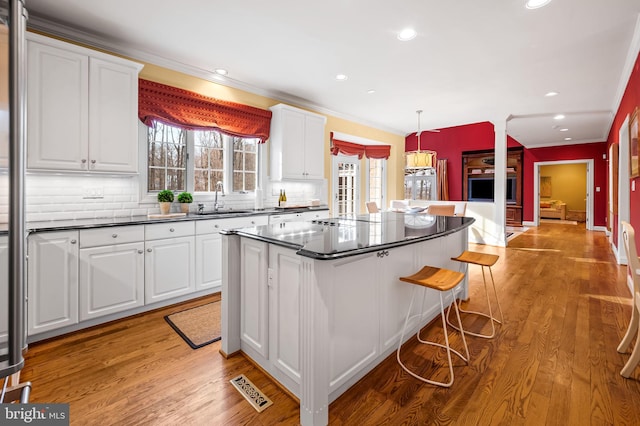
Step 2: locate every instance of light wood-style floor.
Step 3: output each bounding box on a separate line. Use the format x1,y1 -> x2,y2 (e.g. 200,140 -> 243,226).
21,223 -> 640,425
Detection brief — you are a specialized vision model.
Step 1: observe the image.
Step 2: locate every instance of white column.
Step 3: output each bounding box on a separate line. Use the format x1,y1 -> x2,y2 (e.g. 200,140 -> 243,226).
221,233 -> 241,356
299,258 -> 329,426
493,119 -> 507,247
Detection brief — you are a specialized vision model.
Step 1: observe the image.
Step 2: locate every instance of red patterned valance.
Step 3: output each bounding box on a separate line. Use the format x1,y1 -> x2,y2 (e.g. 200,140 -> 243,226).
138,79 -> 272,142
330,132 -> 391,159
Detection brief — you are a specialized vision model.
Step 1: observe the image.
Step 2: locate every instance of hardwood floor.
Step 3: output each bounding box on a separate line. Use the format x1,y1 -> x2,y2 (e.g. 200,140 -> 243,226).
21,223 -> 640,425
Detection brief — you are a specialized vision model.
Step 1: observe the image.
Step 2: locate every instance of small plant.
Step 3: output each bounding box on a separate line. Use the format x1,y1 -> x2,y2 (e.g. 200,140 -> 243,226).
157,190 -> 174,203
177,192 -> 193,203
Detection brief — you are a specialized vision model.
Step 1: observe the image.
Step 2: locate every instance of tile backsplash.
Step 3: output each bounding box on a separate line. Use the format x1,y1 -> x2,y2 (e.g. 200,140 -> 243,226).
0,174 -> 328,223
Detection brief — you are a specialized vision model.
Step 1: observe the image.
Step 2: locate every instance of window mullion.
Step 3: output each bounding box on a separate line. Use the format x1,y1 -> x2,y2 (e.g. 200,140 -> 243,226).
186,131 -> 194,193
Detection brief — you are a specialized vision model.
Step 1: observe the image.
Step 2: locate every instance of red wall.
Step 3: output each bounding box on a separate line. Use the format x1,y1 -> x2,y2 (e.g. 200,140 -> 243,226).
607,51 -> 640,249
523,143 -> 608,225
405,122 -> 608,227
405,121 -> 521,200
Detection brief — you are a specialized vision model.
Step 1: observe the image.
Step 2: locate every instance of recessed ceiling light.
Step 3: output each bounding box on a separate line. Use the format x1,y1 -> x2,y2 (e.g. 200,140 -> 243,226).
397,28 -> 417,41
545,91 -> 559,97
335,74 -> 348,81
564,137 -> 572,141
554,114 -> 565,120
214,68 -> 228,76
560,128 -> 569,132
526,0 -> 552,9
367,89 -> 376,94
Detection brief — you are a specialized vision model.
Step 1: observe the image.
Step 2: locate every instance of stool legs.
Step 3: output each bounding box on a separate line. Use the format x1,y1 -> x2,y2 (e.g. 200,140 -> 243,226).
447,264 -> 503,339
397,286 -> 469,387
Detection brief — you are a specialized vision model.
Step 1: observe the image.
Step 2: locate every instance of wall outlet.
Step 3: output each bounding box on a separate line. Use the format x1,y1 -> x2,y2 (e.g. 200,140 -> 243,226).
82,186 -> 104,199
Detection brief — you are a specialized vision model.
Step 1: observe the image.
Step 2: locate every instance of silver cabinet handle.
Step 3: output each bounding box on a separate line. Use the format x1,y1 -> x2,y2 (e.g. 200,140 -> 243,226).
138,250 -> 143,254
112,234 -> 118,238
147,248 -> 152,252
91,159 -> 96,164
251,221 -> 255,225
81,159 -> 87,164
214,225 -> 219,229
169,228 -> 175,232
70,239 -> 77,244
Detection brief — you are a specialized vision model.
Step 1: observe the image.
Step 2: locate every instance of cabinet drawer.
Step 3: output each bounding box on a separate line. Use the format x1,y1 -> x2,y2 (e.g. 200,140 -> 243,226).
195,215 -> 268,235
80,225 -> 144,248
145,221 -> 194,240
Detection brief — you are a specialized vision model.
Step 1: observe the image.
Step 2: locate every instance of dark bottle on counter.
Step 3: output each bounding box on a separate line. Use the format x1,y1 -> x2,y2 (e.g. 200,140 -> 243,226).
282,190 -> 287,203
278,190 -> 284,206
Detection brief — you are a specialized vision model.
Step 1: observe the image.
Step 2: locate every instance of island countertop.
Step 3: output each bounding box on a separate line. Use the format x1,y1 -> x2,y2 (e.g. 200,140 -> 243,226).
226,211 -> 475,260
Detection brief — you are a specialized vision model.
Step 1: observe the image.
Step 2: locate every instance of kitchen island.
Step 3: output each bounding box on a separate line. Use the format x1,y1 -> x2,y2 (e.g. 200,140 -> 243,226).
221,212 -> 474,426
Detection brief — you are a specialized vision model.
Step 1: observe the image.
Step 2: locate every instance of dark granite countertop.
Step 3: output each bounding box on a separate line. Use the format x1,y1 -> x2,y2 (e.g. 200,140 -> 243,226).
227,211 -> 475,260
0,206 -> 329,235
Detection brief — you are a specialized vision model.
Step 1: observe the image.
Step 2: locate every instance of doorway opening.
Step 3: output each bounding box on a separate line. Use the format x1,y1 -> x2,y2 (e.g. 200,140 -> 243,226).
533,159 -> 594,230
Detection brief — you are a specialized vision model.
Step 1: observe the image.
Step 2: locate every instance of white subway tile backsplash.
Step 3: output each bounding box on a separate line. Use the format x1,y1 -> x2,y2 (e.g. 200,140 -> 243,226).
0,173 -> 328,224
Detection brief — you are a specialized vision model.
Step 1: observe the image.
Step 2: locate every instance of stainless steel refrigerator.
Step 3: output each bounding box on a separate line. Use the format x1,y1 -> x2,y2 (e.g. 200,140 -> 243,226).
0,0 -> 28,403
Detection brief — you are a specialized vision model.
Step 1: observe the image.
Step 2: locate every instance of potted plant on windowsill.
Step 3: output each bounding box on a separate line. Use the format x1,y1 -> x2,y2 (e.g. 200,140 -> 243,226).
157,190 -> 174,215
177,191 -> 193,213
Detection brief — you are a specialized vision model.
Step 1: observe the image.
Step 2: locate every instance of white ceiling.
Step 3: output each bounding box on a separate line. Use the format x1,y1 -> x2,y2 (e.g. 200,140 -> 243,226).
25,0 -> 640,148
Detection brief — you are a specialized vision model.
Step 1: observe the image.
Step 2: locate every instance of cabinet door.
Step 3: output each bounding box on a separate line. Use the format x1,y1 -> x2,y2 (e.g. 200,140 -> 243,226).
280,108 -> 306,179
79,242 -> 144,321
269,245 -> 301,385
88,57 -> 139,173
145,236 -> 195,304
27,40 -> 89,171
378,244 -> 419,352
303,114 -> 326,179
27,231 -> 79,335
195,233 -> 222,291
240,238 -> 269,358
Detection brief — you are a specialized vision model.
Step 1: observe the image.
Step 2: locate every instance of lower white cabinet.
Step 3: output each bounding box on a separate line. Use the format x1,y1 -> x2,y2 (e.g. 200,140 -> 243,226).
27,230 -> 79,335
240,238 -> 269,358
195,215 -> 268,291
79,226 -> 145,321
144,222 -> 195,304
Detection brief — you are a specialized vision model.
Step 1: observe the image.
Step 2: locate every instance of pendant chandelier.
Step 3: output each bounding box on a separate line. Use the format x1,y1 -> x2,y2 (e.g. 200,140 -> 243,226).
405,110 -> 436,169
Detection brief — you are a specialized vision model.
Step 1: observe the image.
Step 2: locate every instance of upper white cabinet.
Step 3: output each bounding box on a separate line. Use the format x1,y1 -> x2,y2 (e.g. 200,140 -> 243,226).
26,33 -> 143,173
269,104 -> 326,180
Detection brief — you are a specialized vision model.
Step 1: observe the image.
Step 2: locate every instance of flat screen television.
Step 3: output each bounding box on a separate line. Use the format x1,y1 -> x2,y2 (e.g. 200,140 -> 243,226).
468,177 -> 517,203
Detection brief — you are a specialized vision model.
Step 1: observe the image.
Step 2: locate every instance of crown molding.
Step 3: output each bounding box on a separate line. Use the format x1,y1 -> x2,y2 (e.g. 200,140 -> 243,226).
26,13 -> 404,138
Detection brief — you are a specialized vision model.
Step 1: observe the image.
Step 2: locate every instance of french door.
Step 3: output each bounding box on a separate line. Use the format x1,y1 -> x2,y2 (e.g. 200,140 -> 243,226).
332,155 -> 360,216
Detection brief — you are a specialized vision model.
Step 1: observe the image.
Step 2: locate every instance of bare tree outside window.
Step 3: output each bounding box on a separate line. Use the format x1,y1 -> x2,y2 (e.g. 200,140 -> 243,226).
194,130 -> 224,192
232,137 -> 257,192
147,122 -> 186,191
146,122 -> 259,196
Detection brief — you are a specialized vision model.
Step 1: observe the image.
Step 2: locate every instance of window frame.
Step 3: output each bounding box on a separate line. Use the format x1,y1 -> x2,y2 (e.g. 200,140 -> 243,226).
138,122 -> 265,205
366,157 -> 387,211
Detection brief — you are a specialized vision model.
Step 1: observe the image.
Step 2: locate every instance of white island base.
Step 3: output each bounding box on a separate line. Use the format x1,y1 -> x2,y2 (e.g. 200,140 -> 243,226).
221,226 -> 469,426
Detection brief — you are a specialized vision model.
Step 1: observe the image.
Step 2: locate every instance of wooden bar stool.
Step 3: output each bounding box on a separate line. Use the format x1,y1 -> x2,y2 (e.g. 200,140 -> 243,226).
447,251 -> 503,339
396,265 -> 470,387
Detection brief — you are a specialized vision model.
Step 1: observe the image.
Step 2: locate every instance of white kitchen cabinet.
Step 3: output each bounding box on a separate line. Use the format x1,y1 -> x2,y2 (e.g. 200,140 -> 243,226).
240,238 -> 269,358
195,215 -> 267,292
26,33 -> 142,173
144,222 -> 195,304
79,226 -> 145,321
27,230 -> 79,335
268,210 -> 330,225
269,103 -> 327,180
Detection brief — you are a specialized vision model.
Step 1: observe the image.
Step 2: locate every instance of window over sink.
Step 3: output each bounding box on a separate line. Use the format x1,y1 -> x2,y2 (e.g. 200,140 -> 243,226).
144,121 -> 259,197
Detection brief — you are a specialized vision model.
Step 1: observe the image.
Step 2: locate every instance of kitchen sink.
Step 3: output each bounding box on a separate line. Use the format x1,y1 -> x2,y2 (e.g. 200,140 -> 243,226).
196,209 -> 255,216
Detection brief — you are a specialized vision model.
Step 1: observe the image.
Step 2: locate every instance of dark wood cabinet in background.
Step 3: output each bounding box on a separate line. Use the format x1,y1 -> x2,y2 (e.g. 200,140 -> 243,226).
462,149 -> 523,226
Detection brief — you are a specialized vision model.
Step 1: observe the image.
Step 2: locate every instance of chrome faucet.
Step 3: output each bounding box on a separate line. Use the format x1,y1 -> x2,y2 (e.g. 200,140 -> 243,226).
214,181 -> 224,211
